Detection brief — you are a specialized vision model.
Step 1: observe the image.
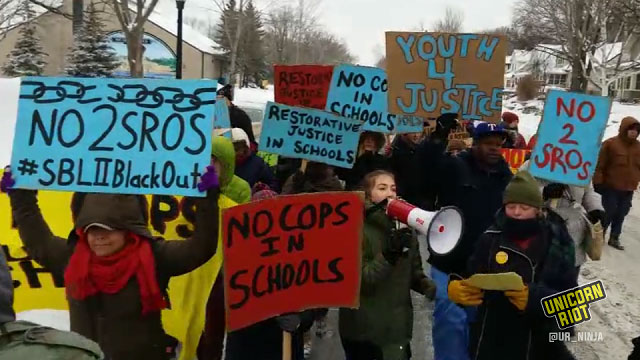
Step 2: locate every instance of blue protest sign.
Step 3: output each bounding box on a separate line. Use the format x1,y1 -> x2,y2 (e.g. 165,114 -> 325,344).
214,97 -> 231,138
325,64 -> 423,134
529,90 -> 612,185
259,102 -> 362,168
10,77 -> 217,196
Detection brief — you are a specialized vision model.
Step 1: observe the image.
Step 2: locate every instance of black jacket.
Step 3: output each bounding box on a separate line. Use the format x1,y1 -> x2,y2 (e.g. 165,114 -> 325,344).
229,104 -> 256,145
428,150 -> 513,275
467,210 -> 577,360
389,137 -> 422,205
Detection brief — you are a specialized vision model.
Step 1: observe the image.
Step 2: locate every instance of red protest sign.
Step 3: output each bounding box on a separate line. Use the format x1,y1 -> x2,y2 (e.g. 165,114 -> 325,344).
222,192 -> 363,331
501,148 -> 531,173
274,65 -> 334,109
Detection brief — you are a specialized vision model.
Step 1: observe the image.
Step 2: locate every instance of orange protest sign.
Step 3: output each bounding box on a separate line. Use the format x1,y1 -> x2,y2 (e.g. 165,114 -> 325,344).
501,148 -> 531,173
222,192 -> 364,331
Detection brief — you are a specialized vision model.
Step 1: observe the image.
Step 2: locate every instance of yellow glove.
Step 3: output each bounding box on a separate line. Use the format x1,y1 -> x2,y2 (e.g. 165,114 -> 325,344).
505,286 -> 529,311
448,280 -> 483,306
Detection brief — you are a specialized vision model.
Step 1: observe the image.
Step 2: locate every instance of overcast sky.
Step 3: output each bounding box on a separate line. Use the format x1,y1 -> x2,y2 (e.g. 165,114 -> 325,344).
166,0 -> 518,66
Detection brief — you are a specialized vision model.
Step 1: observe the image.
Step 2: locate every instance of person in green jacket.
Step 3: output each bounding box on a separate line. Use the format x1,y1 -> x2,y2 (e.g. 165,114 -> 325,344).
198,135 -> 252,360
211,136 -> 251,205
339,170 -> 436,360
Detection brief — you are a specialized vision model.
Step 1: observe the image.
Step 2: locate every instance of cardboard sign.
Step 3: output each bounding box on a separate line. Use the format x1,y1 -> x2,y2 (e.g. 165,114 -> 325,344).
501,148 -> 531,173
274,65 -> 333,109
214,97 -> 231,134
10,77 -> 217,196
256,151 -> 279,167
385,33 -> 507,123
529,90 -> 612,185
222,192 -> 363,331
259,102 -> 362,168
325,64 -> 423,134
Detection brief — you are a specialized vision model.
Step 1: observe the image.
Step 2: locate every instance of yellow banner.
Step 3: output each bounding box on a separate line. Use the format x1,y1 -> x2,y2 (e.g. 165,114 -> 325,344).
0,179 -> 234,360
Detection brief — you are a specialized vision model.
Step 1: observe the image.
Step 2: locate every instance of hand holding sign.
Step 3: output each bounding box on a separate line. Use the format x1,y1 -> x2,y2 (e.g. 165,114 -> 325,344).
529,90 -> 612,185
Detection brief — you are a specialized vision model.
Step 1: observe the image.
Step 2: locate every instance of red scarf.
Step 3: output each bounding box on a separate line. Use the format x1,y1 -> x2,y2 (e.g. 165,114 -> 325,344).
64,230 -> 167,315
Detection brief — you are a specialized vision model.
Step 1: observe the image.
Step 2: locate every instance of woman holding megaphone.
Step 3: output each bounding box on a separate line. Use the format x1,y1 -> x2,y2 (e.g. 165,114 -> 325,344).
448,170 -> 577,360
339,170 -> 436,360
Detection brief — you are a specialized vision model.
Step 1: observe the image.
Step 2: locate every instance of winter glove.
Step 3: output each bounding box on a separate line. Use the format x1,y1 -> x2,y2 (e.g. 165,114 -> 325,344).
542,183 -> 567,200
419,278 -> 437,301
197,165 -> 220,192
587,210 -> 606,225
276,313 -> 301,333
505,286 -> 529,311
0,167 -> 15,193
432,113 -> 459,142
448,280 -> 483,306
383,227 -> 412,264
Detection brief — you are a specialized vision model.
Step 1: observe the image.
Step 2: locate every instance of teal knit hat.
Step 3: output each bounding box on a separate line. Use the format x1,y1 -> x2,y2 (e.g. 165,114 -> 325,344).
503,170 -> 543,208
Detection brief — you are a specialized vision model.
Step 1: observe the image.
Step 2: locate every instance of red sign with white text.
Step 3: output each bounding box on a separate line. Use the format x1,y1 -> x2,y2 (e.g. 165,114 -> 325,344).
274,65 -> 334,109
222,192 -> 363,331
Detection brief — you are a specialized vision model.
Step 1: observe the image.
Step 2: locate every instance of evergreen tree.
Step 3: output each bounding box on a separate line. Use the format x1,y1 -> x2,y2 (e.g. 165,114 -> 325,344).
214,0 -> 238,56
65,2 -> 119,77
239,1 -> 266,86
2,0 -> 47,77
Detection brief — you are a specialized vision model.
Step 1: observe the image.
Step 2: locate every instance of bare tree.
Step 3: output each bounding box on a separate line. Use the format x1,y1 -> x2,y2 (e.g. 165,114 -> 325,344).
109,0 -> 160,77
432,6 -> 464,33
0,0 -> 21,37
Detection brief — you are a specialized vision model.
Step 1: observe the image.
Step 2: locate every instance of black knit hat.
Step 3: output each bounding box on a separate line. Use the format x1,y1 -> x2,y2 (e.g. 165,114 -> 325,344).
217,84 -> 233,101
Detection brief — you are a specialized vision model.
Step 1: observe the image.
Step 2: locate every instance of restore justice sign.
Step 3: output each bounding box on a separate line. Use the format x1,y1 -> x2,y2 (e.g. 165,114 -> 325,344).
223,192 -> 363,331
530,90 -> 612,186
10,77 -> 217,196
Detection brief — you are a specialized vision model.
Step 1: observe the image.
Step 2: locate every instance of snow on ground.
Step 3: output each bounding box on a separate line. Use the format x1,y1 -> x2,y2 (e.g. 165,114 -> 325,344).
234,85 -> 274,110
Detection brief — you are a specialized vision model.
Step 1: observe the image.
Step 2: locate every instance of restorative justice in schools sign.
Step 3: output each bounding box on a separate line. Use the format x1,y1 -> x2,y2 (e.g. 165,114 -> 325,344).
223,192 -> 363,331
10,77 -> 217,196
530,90 -> 611,185
259,102 -> 362,168
385,32 -> 507,123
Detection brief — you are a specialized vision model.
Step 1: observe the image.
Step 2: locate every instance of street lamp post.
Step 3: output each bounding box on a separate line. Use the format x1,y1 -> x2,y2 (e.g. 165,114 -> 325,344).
176,0 -> 186,79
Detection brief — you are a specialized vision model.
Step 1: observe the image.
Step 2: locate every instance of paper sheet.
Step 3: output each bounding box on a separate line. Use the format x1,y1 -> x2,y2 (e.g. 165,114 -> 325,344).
467,272 -> 526,291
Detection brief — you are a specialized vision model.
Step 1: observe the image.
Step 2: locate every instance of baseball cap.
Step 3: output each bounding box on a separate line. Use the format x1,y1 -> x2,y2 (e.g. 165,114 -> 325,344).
473,122 -> 507,140
231,128 -> 250,147
84,223 -> 115,232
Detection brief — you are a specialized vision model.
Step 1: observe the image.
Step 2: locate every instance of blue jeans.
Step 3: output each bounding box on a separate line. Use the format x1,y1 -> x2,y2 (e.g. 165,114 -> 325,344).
601,188 -> 634,237
431,267 -> 473,360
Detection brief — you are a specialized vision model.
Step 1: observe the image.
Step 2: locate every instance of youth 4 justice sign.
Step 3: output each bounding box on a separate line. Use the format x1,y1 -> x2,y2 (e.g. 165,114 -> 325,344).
222,192 -> 363,331
530,90 -> 612,185
10,77 -> 217,196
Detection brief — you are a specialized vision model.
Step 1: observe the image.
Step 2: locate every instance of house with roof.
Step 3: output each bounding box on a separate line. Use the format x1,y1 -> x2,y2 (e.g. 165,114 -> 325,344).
505,39 -> 640,100
0,0 -> 226,79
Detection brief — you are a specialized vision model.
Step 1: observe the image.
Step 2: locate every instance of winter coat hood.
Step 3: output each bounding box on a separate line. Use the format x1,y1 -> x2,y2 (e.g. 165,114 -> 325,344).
74,194 -> 152,238
618,116 -> 640,138
211,136 -> 236,188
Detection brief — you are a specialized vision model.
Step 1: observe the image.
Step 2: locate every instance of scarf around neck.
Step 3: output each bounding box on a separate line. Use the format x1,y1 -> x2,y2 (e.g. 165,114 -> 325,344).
64,230 -> 166,315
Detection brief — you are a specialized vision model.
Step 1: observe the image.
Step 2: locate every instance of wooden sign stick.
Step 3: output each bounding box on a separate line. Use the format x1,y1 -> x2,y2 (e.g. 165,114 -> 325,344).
282,332 -> 292,360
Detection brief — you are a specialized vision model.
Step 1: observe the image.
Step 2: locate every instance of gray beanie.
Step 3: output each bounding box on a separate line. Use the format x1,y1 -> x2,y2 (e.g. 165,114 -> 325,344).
0,250 -> 15,323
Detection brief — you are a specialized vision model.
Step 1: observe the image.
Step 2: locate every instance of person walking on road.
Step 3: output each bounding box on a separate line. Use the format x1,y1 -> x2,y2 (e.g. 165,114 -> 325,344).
450,170 -> 577,360
417,119 -> 513,360
593,116 -> 640,250
339,170 -> 436,360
